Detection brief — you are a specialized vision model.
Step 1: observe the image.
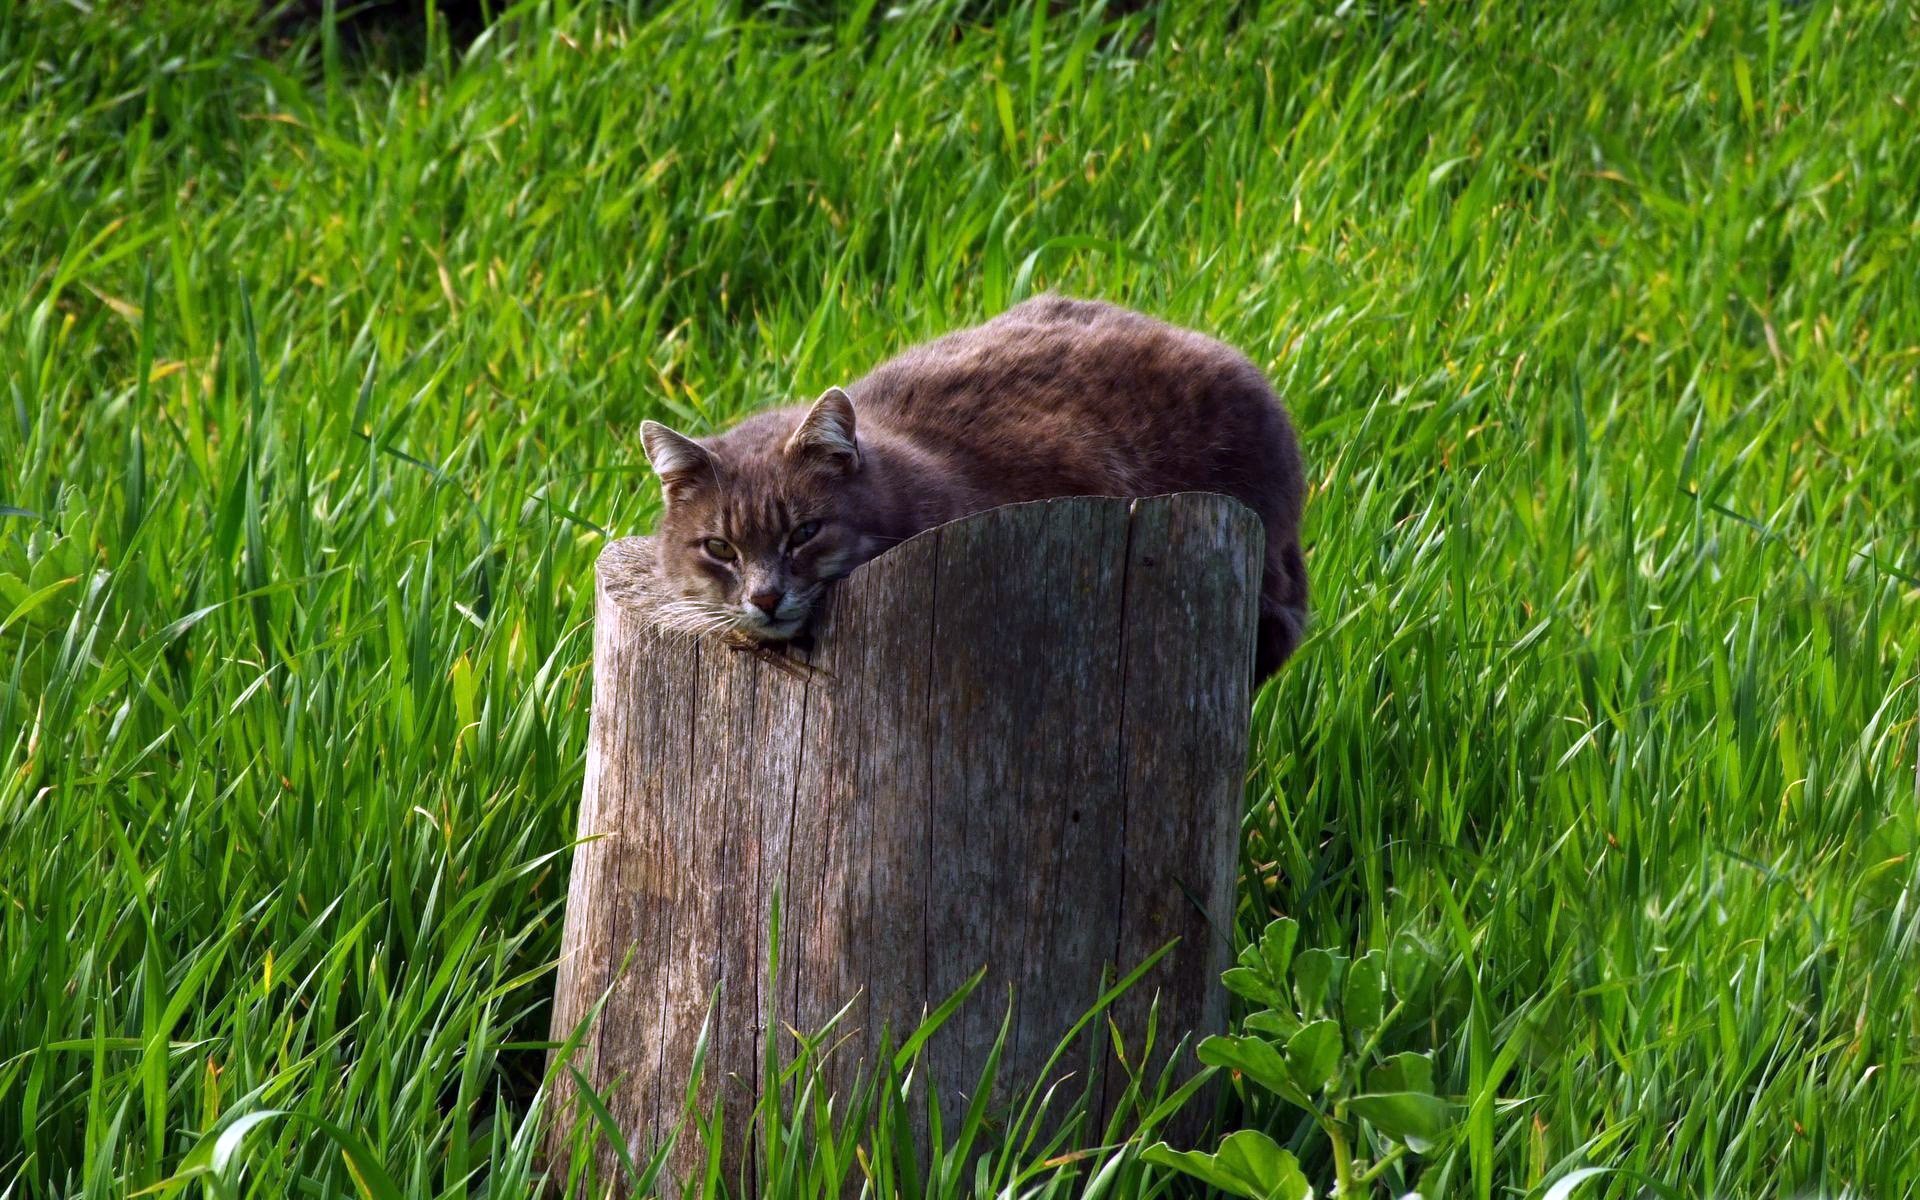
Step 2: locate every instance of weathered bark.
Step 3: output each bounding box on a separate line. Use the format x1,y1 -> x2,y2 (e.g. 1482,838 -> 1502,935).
549,493 -> 1261,1190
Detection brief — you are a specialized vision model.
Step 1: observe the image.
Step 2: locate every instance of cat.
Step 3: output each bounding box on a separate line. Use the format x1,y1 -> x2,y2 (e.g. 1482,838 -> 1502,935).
638,295 -> 1309,678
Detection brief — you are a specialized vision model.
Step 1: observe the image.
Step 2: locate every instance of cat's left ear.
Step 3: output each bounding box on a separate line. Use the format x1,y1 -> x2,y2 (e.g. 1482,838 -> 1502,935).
784,386 -> 860,474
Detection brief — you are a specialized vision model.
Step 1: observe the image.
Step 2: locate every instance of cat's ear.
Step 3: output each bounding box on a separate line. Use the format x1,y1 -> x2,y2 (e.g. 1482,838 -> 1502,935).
784,387 -> 860,474
640,420 -> 714,499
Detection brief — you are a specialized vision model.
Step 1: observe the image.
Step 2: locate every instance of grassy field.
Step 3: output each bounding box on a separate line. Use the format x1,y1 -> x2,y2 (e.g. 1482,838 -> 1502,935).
4,1 -> 1919,1196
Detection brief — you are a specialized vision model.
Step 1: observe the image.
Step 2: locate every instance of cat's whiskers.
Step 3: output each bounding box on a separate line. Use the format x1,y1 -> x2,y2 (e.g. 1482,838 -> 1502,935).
648,596 -> 749,643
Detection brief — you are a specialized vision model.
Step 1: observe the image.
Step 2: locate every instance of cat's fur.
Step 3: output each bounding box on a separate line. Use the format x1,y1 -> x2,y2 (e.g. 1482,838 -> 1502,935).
639,296 -> 1309,677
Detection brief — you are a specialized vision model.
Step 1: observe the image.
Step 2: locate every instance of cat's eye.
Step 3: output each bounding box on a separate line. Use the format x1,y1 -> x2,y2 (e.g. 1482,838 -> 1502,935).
789,520 -> 822,548
703,538 -> 737,562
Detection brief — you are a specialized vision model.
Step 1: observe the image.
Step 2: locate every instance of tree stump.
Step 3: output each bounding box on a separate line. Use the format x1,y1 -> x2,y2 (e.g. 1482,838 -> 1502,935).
549,493 -> 1262,1189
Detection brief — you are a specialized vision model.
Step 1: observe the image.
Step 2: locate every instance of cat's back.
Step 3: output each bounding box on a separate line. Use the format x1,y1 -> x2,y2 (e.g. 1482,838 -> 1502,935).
854,295 -> 1235,422
847,295 -> 1299,506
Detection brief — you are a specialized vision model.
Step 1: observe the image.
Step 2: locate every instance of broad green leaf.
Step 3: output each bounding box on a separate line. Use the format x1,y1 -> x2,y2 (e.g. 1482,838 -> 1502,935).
1367,1051 -> 1436,1096
1284,1019 -> 1342,1094
1223,965 -> 1284,1009
1212,1130 -> 1312,1200
1143,1130 -> 1312,1200
1198,1034 -> 1295,1099
1345,949 -> 1386,1038
1245,1009 -> 1302,1040
1350,1091 -> 1452,1152
1293,948 -> 1336,1015
1199,1034 -> 1321,1113
1258,917 -> 1299,982
1389,932 -> 1431,1000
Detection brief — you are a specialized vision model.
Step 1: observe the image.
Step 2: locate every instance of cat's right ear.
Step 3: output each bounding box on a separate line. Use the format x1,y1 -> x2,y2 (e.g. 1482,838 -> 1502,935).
640,420 -> 714,500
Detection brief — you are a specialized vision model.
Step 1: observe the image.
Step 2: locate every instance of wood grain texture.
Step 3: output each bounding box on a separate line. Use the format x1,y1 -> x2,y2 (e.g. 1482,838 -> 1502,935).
548,493 -> 1262,1191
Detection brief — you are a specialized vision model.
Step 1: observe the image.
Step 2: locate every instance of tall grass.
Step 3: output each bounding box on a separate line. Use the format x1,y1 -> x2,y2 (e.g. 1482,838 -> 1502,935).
2,1 -> 1917,1195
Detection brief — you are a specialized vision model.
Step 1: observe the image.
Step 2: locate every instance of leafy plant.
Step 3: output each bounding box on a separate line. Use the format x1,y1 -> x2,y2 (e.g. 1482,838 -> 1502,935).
1146,919 -> 1449,1198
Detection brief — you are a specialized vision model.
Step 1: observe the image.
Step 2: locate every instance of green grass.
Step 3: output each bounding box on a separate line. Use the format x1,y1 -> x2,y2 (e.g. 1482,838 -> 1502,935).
3,0 -> 1918,1195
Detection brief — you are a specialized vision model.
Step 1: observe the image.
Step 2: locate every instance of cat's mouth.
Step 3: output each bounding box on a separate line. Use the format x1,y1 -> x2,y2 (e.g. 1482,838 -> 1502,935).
736,599 -> 815,641
734,584 -> 826,642
739,613 -> 806,640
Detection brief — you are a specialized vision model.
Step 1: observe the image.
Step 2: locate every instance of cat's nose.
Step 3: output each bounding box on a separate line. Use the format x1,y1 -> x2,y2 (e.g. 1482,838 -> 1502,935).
747,590 -> 782,616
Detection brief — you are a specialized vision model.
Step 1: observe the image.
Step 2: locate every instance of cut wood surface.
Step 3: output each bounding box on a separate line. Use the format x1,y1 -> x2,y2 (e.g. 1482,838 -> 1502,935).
549,492 -> 1263,1188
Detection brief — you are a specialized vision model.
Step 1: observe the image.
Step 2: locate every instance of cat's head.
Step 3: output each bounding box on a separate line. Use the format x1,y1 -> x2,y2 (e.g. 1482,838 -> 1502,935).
640,387 -> 871,642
